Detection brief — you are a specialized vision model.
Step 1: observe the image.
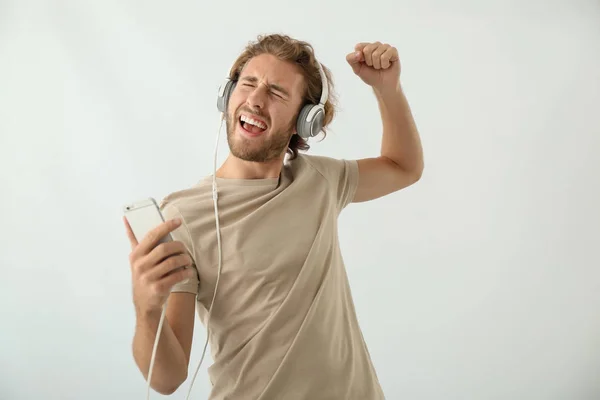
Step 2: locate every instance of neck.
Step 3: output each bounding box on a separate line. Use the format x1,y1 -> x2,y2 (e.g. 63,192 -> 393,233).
216,153 -> 286,180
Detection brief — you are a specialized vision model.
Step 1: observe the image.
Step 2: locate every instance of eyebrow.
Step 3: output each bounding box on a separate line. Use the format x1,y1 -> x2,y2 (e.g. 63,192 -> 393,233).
240,76 -> 290,97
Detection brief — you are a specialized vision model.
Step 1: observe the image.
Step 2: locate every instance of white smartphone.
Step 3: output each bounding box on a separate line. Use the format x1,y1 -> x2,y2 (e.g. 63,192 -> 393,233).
123,197 -> 173,244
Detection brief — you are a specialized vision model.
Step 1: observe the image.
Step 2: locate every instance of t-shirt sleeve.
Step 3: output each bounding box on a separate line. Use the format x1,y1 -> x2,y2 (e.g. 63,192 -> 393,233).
159,199 -> 200,295
304,155 -> 359,211
334,159 -> 359,210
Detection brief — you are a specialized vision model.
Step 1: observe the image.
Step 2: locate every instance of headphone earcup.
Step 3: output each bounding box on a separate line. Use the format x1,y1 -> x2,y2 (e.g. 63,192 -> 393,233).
296,104 -> 325,139
217,80 -> 236,113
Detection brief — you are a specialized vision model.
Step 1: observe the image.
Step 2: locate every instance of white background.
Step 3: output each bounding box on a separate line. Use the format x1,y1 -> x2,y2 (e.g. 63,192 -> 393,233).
1,0 -> 599,399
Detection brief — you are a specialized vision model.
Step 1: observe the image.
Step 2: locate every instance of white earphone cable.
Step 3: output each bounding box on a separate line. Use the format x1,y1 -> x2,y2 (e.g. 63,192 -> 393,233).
184,114 -> 225,399
145,115 -> 224,400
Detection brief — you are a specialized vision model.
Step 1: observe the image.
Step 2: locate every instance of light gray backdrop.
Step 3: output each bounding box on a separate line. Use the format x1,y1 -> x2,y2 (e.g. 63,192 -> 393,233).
1,0 -> 599,399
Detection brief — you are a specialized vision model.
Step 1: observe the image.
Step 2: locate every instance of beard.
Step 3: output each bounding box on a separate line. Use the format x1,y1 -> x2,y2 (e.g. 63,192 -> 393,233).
226,107 -> 295,163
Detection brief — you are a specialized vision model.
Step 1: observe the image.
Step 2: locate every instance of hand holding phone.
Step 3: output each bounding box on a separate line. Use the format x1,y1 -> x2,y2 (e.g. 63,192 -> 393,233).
123,200 -> 195,316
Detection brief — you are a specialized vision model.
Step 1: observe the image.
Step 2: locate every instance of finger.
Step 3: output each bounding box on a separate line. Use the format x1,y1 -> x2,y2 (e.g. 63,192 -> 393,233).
371,45 -> 387,70
345,51 -> 363,74
148,253 -> 193,281
146,240 -> 187,268
361,43 -> 374,67
123,216 -> 138,250
156,266 -> 197,292
361,42 -> 381,67
380,46 -> 399,69
380,49 -> 392,69
345,50 -> 362,64
137,218 -> 182,256
354,42 -> 372,66
373,43 -> 392,69
354,42 -> 369,52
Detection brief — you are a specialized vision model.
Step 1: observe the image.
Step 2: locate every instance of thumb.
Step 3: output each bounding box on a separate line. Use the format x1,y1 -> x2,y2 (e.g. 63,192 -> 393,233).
346,51 -> 363,74
123,216 -> 139,250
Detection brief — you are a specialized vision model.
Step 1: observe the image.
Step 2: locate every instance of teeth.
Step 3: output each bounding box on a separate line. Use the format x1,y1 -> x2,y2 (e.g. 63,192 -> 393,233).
240,115 -> 267,129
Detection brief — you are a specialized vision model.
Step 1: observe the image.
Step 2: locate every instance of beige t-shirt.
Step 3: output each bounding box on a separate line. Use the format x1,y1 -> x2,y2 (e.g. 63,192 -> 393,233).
160,154 -> 384,400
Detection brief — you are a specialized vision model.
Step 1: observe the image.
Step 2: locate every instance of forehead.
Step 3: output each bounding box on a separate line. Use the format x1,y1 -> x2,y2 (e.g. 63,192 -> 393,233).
239,54 -> 305,96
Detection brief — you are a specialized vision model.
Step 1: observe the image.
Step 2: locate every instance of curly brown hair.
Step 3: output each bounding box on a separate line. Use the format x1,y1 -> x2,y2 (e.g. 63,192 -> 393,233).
228,33 -> 337,159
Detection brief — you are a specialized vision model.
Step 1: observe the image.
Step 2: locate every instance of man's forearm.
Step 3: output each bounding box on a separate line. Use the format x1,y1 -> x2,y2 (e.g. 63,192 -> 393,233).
374,83 -> 424,176
132,309 -> 188,395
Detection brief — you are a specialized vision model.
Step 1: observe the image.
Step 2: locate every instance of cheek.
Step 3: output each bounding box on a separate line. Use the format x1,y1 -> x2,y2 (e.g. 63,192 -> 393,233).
271,107 -> 297,128
228,88 -> 247,110
284,110 -> 299,130
228,94 -> 242,114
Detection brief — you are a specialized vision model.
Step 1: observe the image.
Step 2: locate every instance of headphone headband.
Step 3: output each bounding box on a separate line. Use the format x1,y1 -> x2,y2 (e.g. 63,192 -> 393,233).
316,61 -> 328,106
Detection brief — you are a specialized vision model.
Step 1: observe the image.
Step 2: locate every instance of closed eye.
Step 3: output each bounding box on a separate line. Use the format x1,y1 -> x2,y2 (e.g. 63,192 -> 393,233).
239,76 -> 289,100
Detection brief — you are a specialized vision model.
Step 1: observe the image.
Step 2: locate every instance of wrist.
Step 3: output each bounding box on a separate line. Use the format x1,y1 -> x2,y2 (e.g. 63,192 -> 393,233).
373,82 -> 402,99
135,303 -> 163,322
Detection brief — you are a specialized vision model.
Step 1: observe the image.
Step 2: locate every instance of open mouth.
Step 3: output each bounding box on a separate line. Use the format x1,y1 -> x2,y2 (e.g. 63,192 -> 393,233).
239,114 -> 268,136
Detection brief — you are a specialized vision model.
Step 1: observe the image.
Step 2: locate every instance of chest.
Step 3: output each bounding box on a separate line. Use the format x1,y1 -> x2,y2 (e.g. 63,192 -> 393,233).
191,178 -> 336,303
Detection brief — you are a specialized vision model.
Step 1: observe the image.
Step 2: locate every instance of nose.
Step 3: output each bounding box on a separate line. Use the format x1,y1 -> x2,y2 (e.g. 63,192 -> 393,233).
245,83 -> 268,110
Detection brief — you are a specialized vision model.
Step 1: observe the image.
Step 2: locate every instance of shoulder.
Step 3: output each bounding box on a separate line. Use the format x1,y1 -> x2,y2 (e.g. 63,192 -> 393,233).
159,180 -> 212,218
292,153 -> 358,183
291,153 -> 359,210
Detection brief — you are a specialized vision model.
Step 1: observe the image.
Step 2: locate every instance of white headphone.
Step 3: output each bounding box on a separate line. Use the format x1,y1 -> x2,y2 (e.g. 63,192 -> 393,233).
216,60 -> 329,139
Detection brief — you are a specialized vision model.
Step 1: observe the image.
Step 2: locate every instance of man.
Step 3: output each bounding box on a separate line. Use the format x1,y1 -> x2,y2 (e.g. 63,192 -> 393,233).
124,34 -> 423,399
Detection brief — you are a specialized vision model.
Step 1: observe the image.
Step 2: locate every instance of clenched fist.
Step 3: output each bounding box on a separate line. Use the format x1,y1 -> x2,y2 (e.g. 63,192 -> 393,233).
346,41 -> 401,92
